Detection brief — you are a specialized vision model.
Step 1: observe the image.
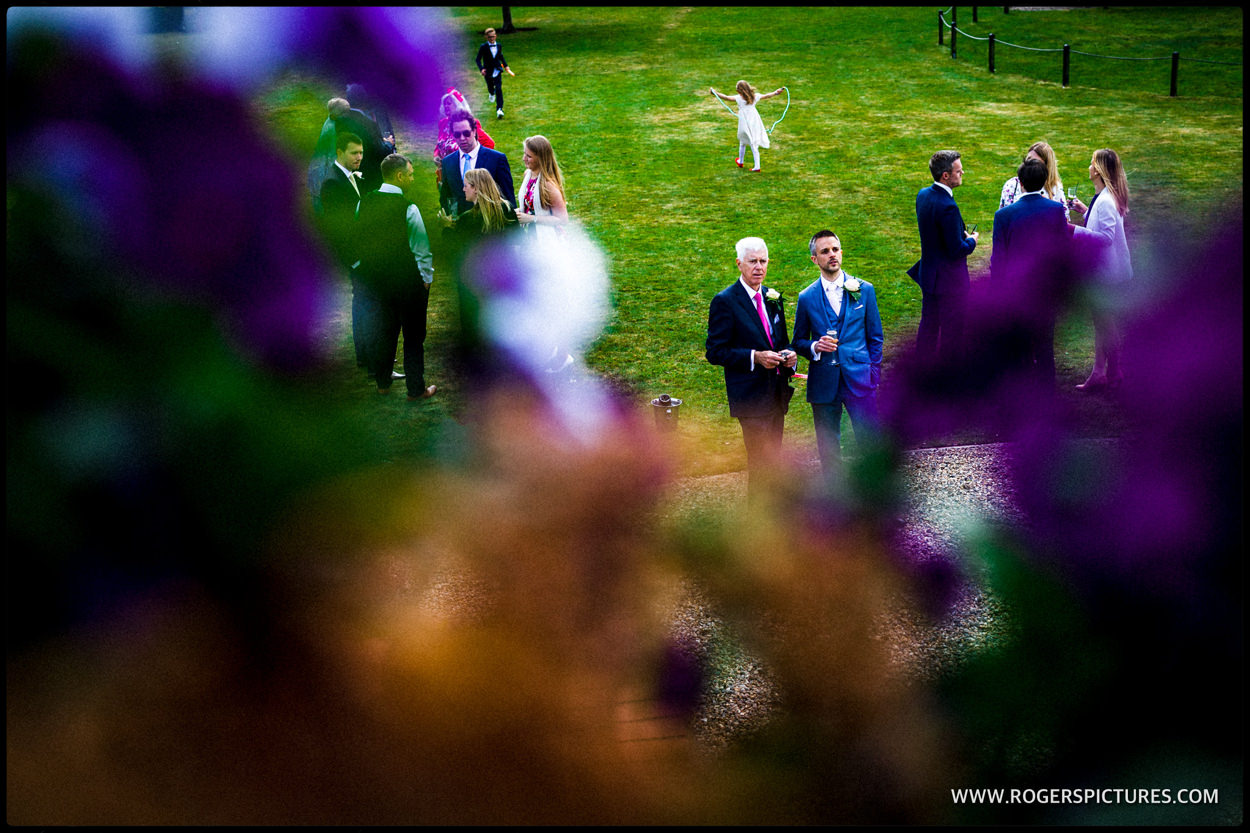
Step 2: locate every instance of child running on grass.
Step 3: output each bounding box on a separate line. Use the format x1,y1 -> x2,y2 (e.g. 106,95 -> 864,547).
710,80 -> 784,172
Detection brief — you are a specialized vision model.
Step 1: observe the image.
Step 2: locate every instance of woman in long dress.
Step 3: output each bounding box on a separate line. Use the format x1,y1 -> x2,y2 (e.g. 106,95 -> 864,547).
710,80 -> 784,172
516,134 -> 568,243
1068,148 -> 1132,391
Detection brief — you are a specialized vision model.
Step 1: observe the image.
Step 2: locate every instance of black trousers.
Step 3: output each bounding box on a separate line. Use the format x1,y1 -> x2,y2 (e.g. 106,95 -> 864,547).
916,289 -> 967,364
738,410 -> 785,500
370,281 -> 430,395
484,72 -> 504,109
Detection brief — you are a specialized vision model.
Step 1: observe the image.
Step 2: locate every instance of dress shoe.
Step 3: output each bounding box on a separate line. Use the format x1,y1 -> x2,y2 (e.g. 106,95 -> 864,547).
1075,374 -> 1107,392
407,385 -> 437,401
377,386 -> 392,395
391,369 -> 406,379
750,167 -> 762,173
496,108 -> 504,119
488,93 -> 495,103
736,158 -> 743,168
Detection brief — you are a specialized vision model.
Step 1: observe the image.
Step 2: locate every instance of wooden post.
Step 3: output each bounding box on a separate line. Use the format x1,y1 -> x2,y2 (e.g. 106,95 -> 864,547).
951,7 -> 958,59
1062,43 -> 1070,87
973,6 -> 979,23
1004,6 -> 1009,13
1171,51 -> 1179,96
989,33 -> 995,73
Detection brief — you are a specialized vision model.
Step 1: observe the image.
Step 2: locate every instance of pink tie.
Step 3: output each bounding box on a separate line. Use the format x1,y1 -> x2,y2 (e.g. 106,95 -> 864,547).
754,291 -> 773,348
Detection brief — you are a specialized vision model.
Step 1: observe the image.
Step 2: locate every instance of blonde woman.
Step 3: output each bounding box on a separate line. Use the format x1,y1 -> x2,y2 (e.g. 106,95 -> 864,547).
710,80 -> 784,172
516,134 -> 568,243
1000,140 -> 1069,220
1069,148 -> 1132,391
444,167 -> 517,239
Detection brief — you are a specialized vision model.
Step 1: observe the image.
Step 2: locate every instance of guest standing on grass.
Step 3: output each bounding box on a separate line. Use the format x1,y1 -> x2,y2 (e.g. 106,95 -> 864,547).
1069,148 -> 1132,392
706,237 -> 797,502
517,134 -> 575,373
710,81 -> 784,172
1000,140 -> 1069,220
790,230 -> 883,485
908,149 -> 979,363
439,109 -> 516,218
433,89 -> 495,189
355,154 -> 437,401
990,157 -> 1074,390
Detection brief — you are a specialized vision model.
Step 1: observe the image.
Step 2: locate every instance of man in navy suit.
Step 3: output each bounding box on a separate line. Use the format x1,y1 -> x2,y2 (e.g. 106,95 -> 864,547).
438,109 -> 516,216
989,157 -> 1073,388
791,230 -> 884,484
706,237 -> 798,500
908,149 -> 979,362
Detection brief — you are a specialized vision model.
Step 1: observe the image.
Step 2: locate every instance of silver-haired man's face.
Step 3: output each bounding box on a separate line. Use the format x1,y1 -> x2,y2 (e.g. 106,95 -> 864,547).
736,248 -> 768,290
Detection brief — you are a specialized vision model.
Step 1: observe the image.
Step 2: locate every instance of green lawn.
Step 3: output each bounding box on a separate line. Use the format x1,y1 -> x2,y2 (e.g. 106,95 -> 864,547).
259,6 -> 1242,475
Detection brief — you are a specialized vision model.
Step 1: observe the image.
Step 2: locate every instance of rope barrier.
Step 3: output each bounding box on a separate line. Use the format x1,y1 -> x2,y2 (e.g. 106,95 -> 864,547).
940,7 -> 1242,66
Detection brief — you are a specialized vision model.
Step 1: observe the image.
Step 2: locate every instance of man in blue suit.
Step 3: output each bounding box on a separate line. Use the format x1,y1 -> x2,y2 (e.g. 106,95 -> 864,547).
791,230 -> 884,483
706,236 -> 798,500
989,157 -> 1073,388
908,149 -> 979,362
438,109 -> 516,216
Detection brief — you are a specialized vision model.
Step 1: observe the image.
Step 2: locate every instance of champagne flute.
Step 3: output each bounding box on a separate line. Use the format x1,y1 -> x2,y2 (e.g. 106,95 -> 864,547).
826,329 -> 839,366
1066,186 -> 1077,209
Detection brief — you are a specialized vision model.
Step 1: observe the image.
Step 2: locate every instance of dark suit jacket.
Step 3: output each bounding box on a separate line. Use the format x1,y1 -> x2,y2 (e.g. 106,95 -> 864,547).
990,193 -> 1073,305
439,146 -> 516,215
791,277 -> 883,403
317,166 -> 364,267
705,280 -> 795,419
908,183 -> 976,296
475,41 -> 509,75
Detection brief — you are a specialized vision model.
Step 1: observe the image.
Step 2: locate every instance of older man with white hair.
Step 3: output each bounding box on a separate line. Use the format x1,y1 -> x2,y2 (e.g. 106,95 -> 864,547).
705,236 -> 797,500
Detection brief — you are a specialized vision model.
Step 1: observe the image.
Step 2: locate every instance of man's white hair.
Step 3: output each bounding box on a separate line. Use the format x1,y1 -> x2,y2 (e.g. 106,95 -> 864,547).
735,236 -> 768,260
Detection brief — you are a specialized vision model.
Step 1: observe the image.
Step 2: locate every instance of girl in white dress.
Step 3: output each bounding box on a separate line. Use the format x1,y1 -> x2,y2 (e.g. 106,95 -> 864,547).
710,80 -> 784,172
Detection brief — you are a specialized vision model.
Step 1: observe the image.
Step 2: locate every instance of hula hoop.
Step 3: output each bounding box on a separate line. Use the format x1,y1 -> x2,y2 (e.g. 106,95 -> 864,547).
711,86 -> 790,134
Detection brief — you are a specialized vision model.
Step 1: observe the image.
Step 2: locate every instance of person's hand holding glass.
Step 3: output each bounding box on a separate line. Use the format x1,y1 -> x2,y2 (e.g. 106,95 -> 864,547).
816,328 -> 839,366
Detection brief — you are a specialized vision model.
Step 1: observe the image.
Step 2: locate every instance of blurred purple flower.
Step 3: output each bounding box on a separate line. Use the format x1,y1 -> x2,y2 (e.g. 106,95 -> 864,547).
187,6 -> 453,130
1009,213 -> 1243,605
8,26 -> 335,370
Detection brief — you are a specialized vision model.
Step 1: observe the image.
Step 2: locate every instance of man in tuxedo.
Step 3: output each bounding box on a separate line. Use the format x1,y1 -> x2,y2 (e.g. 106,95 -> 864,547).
354,154 -> 437,400
475,27 -> 512,119
706,237 -> 798,500
438,110 -> 516,216
328,96 -> 389,192
989,157 -> 1073,389
317,132 -> 378,372
908,149 -> 979,362
790,230 -> 884,484
317,132 -> 365,269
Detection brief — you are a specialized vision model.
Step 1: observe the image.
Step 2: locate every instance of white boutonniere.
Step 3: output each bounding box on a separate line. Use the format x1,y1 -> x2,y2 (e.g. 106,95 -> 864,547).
350,170 -> 363,179
843,278 -> 861,302
765,288 -> 783,303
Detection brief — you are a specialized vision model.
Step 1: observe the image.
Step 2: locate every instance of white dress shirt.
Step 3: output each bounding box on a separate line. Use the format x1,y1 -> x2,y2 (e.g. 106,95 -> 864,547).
739,277 -> 772,371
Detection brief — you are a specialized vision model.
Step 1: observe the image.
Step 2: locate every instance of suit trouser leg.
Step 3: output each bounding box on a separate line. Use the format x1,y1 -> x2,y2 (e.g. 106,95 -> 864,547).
738,411 -> 784,498
371,290 -> 401,391
351,268 -> 370,367
493,74 -> 504,110
938,290 -> 968,364
810,402 -> 844,480
399,281 -> 431,396
916,291 -> 940,357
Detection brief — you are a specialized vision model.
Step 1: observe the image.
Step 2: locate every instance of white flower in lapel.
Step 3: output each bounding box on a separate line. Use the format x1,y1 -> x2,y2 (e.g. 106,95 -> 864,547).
843,278 -> 861,302
765,288 -> 782,302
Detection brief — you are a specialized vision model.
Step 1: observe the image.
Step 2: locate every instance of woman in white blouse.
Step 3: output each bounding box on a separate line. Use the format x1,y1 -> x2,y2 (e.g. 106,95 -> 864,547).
1000,140 -> 1069,220
1069,148 -> 1132,391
